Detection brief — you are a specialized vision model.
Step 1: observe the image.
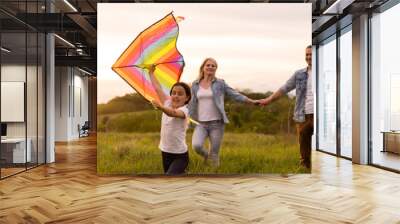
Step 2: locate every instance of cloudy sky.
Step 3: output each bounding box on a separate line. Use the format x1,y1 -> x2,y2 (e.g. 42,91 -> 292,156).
97,3 -> 311,104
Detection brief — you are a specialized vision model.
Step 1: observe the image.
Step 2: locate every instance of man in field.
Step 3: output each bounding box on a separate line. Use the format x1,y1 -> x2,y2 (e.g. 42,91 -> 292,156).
259,45 -> 313,169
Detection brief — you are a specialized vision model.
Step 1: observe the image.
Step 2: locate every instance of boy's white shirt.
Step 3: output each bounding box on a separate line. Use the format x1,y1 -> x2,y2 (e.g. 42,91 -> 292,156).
159,99 -> 189,154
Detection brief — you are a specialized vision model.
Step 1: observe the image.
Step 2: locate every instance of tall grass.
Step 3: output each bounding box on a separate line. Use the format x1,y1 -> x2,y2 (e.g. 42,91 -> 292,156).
97,132 -> 309,175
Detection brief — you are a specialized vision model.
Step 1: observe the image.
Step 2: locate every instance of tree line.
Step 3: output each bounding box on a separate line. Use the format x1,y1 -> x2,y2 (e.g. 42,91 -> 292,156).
98,91 -> 297,134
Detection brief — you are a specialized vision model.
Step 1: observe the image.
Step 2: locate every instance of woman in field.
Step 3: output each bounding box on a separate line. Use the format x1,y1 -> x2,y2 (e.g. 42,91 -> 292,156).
148,65 -> 191,175
189,58 -> 259,167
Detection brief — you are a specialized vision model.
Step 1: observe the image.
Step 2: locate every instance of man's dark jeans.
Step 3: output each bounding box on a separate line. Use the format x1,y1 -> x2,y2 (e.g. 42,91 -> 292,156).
296,114 -> 313,169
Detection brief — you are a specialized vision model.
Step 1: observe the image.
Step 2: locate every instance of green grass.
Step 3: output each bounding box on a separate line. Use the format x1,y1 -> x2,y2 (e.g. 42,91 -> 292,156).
97,132 -> 309,175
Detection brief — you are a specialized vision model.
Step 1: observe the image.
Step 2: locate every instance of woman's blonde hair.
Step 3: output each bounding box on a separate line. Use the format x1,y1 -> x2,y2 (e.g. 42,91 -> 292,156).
198,57 -> 218,80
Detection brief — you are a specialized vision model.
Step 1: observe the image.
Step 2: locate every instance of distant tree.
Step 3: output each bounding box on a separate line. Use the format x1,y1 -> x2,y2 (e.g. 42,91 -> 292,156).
98,93 -> 153,115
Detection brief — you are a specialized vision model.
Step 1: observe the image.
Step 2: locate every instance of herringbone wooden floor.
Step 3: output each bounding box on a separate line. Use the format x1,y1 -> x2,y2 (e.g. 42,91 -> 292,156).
0,135 -> 399,224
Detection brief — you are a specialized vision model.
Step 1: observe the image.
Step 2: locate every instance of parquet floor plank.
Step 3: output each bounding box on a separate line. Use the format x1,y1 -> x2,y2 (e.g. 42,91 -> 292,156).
0,135 -> 399,223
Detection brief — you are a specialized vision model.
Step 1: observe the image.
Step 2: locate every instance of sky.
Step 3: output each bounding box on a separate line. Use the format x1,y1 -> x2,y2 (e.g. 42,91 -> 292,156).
97,3 -> 311,104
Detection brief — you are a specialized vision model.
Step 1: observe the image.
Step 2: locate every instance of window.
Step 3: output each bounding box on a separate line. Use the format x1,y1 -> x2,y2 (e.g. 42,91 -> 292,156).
317,35 -> 337,154
370,2 -> 400,171
339,27 -> 352,158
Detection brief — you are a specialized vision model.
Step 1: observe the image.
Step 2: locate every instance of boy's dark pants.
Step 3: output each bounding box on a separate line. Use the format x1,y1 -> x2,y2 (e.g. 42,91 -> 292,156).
296,114 -> 313,169
161,151 -> 189,175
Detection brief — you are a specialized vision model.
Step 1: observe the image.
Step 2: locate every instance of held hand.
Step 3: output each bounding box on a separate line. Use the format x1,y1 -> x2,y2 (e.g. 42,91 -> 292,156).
250,99 -> 261,105
259,98 -> 271,107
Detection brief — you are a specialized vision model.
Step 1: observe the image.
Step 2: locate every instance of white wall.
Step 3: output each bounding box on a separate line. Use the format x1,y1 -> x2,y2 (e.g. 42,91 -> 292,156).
55,66 -> 69,141
55,67 -> 89,141
1,65 -> 29,138
73,72 -> 89,137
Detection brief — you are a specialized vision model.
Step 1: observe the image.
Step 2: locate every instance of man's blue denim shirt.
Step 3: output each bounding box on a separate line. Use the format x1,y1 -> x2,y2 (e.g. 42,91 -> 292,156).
279,67 -> 310,123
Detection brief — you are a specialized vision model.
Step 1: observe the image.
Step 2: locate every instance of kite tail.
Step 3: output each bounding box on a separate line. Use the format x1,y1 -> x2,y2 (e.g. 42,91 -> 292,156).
176,16 -> 185,23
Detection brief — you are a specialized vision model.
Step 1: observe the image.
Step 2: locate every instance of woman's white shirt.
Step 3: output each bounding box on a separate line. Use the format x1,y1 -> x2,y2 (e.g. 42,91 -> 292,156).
197,86 -> 222,121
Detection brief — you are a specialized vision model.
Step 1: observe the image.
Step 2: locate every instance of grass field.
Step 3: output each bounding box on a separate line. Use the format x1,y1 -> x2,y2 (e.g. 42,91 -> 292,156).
97,132 -> 309,174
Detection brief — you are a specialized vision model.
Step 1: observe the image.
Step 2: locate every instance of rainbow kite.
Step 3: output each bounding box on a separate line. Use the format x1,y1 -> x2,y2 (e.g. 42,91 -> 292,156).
112,13 -> 185,104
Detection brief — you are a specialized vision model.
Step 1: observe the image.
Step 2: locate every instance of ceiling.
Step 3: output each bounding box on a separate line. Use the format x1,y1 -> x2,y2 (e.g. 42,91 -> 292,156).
0,0 -> 392,76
